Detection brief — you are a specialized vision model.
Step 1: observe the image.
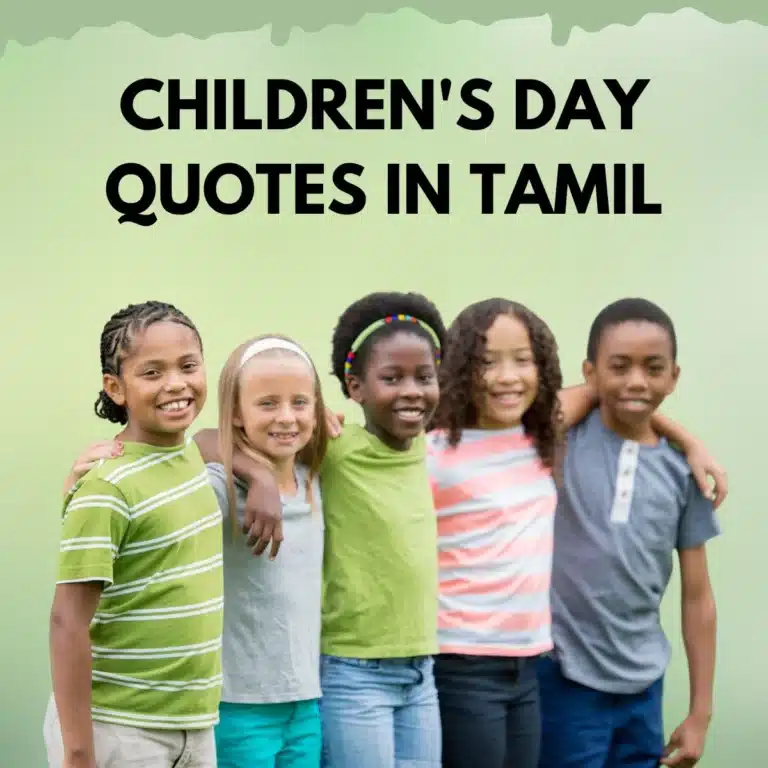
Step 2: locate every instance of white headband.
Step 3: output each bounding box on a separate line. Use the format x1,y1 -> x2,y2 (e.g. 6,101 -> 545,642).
239,338 -> 314,370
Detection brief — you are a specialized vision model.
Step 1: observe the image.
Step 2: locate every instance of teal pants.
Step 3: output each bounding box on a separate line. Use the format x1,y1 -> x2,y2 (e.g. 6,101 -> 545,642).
215,699 -> 321,768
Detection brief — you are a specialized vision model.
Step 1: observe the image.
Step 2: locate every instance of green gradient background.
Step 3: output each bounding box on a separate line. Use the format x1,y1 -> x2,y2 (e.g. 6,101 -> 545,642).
2,8 -> 766,766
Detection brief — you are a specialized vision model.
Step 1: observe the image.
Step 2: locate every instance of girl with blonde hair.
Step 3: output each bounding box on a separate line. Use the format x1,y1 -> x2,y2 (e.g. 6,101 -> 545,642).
211,334 -> 329,767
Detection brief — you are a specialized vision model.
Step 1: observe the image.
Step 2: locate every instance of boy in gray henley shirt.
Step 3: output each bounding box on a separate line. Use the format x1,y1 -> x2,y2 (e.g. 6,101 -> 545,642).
538,299 -> 720,768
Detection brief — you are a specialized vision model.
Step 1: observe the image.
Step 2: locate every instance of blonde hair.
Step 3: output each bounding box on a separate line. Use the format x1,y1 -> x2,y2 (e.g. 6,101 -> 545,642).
217,333 -> 328,538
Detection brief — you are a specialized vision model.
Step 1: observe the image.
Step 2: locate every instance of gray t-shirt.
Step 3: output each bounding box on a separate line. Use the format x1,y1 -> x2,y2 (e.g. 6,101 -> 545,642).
550,409 -> 720,694
207,462 -> 324,704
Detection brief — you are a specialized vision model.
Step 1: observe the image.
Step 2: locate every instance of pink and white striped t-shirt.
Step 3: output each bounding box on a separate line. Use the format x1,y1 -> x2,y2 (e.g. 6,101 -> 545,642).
426,426 -> 557,657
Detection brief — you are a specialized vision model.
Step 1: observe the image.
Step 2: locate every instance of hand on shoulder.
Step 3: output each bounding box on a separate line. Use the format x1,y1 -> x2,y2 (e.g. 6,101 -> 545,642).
63,440 -> 123,497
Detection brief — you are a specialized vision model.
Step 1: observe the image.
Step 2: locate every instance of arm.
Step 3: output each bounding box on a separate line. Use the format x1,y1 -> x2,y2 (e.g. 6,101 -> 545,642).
193,410 -> 342,558
194,428 -> 283,558
558,383 -> 598,430
52,477 -> 128,767
651,414 -> 728,509
50,583 -> 103,768
62,440 -> 123,496
662,546 -> 716,766
194,428 -> 272,484
680,546 -> 717,724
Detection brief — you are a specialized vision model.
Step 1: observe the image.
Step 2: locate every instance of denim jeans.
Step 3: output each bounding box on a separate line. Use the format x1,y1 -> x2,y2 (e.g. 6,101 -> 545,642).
319,655 -> 441,768
434,654 -> 541,768
537,656 -> 665,768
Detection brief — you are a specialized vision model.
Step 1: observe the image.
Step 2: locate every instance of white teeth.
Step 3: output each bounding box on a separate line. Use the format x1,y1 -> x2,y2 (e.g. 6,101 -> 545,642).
161,400 -> 190,411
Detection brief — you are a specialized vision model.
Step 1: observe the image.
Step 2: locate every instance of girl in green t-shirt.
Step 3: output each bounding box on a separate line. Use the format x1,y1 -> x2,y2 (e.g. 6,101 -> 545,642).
209,291 -> 448,768
62,292 -> 448,768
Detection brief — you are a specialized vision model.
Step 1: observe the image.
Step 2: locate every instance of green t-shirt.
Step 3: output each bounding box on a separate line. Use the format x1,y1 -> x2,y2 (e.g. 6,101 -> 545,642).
57,438 -> 224,730
319,424 -> 438,658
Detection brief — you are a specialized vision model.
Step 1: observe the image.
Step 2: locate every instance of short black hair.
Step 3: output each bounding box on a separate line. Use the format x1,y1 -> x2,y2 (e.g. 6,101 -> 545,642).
587,298 -> 677,362
431,298 -> 563,469
330,291 -> 446,397
95,300 -> 202,425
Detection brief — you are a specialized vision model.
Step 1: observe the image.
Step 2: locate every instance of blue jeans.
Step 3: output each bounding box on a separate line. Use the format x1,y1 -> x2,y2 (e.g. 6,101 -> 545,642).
434,654 -> 541,768
215,700 -> 322,768
537,656 -> 664,768
319,655 -> 441,768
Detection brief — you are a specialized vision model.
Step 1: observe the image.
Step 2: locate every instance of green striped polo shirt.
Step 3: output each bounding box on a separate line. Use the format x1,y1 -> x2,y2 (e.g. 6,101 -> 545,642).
57,437 -> 224,730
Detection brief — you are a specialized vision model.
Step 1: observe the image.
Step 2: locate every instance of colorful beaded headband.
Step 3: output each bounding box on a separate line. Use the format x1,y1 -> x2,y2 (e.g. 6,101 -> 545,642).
344,314 -> 442,376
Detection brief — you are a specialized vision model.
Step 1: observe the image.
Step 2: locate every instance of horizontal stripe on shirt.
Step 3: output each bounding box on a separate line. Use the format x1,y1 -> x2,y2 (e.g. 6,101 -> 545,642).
428,427 -> 556,657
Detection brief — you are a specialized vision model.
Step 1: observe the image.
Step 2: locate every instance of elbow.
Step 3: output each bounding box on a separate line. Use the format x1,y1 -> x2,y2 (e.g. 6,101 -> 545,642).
49,603 -> 86,644
683,591 -> 717,634
49,605 -> 71,640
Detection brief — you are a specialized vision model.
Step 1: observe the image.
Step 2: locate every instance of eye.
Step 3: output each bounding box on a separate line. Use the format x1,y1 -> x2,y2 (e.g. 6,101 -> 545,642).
183,361 -> 199,371
143,369 -> 160,378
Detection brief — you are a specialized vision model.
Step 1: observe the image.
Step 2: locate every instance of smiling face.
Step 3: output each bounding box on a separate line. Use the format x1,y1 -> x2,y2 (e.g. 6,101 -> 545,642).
347,331 -> 440,451
474,313 -> 539,430
103,320 -> 206,447
235,353 -> 317,466
585,320 -> 679,441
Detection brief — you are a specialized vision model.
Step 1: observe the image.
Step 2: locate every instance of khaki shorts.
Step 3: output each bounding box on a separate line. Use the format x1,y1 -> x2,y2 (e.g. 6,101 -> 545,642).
43,695 -> 217,767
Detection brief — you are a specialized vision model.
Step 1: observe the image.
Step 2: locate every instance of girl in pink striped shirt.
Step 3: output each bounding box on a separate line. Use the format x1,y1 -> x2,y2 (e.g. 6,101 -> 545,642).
425,298 -> 720,768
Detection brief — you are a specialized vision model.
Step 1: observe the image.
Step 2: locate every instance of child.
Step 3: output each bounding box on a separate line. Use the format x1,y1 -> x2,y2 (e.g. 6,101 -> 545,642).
195,292 -> 447,768
537,298 -> 720,768
424,298 -> 724,768
63,298 -> 726,768
210,334 -> 328,768
45,301 -> 223,768
65,293 -> 447,767
59,333 -> 330,767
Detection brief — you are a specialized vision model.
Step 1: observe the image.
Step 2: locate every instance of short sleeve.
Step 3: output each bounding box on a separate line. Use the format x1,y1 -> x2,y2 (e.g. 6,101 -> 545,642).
205,463 -> 231,521
322,429 -> 353,474
57,476 -> 131,585
424,432 -> 439,479
676,476 -> 721,551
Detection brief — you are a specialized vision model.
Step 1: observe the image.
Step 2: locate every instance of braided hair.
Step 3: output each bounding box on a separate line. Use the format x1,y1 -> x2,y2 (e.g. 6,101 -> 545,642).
431,298 -> 563,469
95,301 -> 202,425
330,292 -> 446,397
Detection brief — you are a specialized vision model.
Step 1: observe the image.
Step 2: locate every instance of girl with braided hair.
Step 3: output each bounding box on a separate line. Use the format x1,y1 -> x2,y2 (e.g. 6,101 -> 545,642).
61,291 -> 447,768
46,301 -> 223,768
61,296 -> 727,768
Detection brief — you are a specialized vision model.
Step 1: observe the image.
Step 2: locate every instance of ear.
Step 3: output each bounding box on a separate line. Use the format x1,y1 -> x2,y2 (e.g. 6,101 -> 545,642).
346,375 -> 365,405
668,363 -> 681,395
232,413 -> 244,428
103,373 -> 126,406
581,359 -> 596,387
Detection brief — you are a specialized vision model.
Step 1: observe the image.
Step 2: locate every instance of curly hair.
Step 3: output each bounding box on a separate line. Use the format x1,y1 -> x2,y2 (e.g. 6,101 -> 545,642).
330,291 -> 447,397
95,300 -> 202,425
430,298 -> 563,469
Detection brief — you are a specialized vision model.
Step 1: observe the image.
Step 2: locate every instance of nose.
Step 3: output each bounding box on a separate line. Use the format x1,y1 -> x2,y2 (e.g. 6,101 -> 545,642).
399,377 -> 423,399
275,403 -> 296,424
164,370 -> 186,391
497,360 -> 520,384
626,367 -> 648,391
